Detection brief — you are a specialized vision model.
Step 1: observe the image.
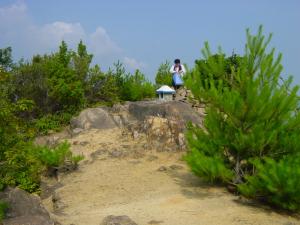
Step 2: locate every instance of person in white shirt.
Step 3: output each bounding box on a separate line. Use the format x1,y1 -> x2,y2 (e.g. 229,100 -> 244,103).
170,58 -> 186,89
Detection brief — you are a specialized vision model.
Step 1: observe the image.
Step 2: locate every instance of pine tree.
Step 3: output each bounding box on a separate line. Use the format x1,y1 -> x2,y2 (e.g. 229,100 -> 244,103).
155,61 -> 172,86
184,26 -> 300,210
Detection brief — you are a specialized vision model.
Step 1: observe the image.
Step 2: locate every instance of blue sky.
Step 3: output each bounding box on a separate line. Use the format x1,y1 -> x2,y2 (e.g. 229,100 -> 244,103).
1,0 -> 299,84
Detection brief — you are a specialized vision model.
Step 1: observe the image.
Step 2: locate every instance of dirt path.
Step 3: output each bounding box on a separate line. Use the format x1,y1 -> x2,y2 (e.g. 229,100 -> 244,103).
42,128 -> 300,225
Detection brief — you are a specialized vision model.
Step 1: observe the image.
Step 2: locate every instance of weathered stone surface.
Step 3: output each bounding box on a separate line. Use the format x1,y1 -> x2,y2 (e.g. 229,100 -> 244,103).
128,101 -> 202,126
72,127 -> 84,135
169,164 -> 184,170
138,116 -> 185,151
157,166 -> 168,172
34,129 -> 70,147
100,215 -> 138,225
0,187 -> 54,225
70,107 -> 117,130
52,192 -> 67,213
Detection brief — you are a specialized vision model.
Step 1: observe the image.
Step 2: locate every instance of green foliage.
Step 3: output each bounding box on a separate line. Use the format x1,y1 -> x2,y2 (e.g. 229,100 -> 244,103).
0,141 -> 82,193
72,40 -> 93,83
1,142 -> 43,193
0,46 -> 13,70
185,25 -> 300,211
35,141 -> 74,168
0,71 -> 20,161
0,201 -> 8,222
86,63 -> 155,104
0,40 -> 153,198
184,138 -> 233,183
155,61 -> 172,86
86,65 -> 120,104
34,112 -> 73,135
238,156 -> 300,211
46,42 -> 85,113
121,69 -> 155,101
194,52 -> 243,92
12,56 -> 49,114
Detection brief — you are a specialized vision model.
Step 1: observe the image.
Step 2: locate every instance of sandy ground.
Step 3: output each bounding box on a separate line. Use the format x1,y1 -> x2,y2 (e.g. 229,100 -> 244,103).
41,128 -> 300,225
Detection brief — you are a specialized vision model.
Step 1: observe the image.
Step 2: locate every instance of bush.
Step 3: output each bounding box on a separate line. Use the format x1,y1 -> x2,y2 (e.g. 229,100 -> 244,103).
238,156 -> 300,211
184,144 -> 233,183
155,61 -> 172,86
121,70 -> 155,101
34,112 -> 73,135
0,141 -> 83,193
35,141 -> 80,168
1,142 -> 43,193
0,201 -> 8,222
184,25 -> 300,211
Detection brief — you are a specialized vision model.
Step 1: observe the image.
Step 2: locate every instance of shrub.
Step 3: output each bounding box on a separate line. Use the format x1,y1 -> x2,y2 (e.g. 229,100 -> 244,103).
34,112 -> 73,135
155,61 -> 172,86
0,201 -> 8,222
184,25 -> 300,211
35,141 -> 84,172
238,156 -> 300,211
121,70 -> 155,101
0,141 -> 83,193
1,142 -> 43,193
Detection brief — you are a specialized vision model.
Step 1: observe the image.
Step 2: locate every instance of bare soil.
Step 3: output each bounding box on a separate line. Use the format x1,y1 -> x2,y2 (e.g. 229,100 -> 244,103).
41,128 -> 300,225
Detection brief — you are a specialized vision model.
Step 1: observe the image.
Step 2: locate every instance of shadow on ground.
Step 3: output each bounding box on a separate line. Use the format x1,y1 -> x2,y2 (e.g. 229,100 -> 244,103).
167,169 -> 226,199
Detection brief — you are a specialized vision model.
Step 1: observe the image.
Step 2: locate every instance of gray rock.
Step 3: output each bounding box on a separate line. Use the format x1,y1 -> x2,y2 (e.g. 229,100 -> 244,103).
132,130 -> 139,139
157,166 -> 168,172
128,101 -> 202,126
52,192 -> 67,213
0,187 -> 55,225
80,141 -> 89,146
70,107 -> 117,130
72,128 -> 83,135
34,129 -> 70,147
100,215 -> 138,225
109,149 -> 127,158
169,164 -> 184,170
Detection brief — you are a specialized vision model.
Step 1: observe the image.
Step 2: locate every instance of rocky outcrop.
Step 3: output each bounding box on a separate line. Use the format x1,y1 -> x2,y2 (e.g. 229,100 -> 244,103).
125,101 -> 203,151
100,215 -> 138,225
0,187 -> 55,225
70,107 -> 118,130
68,100 -> 204,151
34,129 -> 71,147
127,101 -> 202,125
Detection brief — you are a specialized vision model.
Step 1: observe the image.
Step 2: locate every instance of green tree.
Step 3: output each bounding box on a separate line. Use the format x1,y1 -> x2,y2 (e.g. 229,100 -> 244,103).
0,47 -> 13,71
72,40 -> 93,83
85,64 -> 120,104
97,71 -> 120,104
194,52 -> 243,93
121,69 -> 155,101
184,26 -> 300,211
155,61 -> 172,86
46,41 -> 85,112
12,55 -> 49,115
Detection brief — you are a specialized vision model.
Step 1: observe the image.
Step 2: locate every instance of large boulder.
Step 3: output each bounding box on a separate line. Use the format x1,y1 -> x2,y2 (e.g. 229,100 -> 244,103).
128,101 -> 203,126
70,107 -> 118,130
0,187 -> 55,225
139,116 -> 186,151
70,101 -> 203,132
124,101 -> 204,151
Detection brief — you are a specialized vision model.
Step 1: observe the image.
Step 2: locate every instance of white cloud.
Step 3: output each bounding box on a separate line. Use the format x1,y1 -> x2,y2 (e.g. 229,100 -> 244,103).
0,1 -> 148,74
90,27 -> 122,56
0,1 -> 122,62
123,56 -> 147,70
0,1 -> 28,28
